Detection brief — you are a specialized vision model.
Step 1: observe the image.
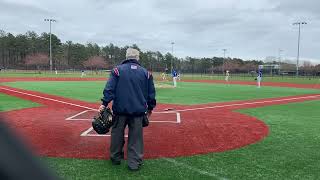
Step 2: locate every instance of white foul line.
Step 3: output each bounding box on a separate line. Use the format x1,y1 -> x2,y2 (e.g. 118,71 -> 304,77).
0,87 -> 97,111
155,94 -> 320,113
176,112 -> 181,123
163,158 -> 228,180
80,127 -> 94,136
80,127 -> 128,137
65,110 -> 90,120
2,86 -> 319,115
67,119 -> 93,121
2,87 -> 184,120
66,111 -> 181,123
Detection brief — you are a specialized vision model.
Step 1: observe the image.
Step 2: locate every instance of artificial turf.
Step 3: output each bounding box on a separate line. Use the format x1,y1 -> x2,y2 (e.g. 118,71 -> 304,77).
3,81 -> 320,105
181,74 -> 320,85
0,93 -> 40,112
45,100 -> 320,180
1,71 -> 320,84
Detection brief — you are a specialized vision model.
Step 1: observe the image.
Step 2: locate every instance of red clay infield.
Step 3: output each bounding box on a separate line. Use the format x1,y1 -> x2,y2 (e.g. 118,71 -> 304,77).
1,77 -> 320,160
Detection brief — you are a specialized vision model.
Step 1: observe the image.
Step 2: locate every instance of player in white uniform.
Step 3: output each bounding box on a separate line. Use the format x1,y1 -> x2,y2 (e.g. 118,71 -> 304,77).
81,70 -> 86,78
161,72 -> 167,81
225,70 -> 230,83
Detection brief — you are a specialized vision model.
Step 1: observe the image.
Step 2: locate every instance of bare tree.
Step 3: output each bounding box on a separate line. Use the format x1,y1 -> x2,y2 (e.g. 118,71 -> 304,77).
24,53 -> 49,73
223,60 -> 242,73
315,65 -> 320,76
301,61 -> 317,75
281,63 -> 296,72
83,56 -> 107,73
241,63 -> 257,74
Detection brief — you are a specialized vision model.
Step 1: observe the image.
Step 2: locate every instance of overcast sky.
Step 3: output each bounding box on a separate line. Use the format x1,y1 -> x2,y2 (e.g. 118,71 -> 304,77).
1,0 -> 319,63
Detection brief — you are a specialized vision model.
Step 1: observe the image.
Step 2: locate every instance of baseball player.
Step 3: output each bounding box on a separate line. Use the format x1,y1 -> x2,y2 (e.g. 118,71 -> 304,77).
257,69 -> 262,88
225,70 -> 230,83
99,48 -> 156,171
172,69 -> 178,88
81,70 -> 85,78
161,72 -> 167,81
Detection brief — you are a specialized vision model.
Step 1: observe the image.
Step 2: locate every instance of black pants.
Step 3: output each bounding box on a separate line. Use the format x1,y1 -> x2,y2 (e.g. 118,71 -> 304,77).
110,115 -> 144,169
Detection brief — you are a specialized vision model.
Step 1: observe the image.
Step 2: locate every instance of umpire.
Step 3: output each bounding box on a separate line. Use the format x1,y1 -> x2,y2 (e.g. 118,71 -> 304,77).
99,48 -> 156,171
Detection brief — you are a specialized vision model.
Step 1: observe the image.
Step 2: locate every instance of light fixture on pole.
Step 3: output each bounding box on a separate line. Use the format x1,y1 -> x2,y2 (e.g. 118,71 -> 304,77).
171,42 -> 175,72
293,21 -> 307,76
278,49 -> 283,74
44,18 -> 56,72
222,49 -> 227,74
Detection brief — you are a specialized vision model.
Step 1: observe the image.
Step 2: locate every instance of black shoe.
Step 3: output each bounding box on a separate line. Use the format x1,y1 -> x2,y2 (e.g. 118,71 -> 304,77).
111,160 -> 121,165
128,166 -> 140,171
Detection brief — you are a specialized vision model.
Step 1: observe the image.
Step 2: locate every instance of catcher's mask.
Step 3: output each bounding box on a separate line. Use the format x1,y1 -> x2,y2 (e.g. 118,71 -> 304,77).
92,107 -> 113,134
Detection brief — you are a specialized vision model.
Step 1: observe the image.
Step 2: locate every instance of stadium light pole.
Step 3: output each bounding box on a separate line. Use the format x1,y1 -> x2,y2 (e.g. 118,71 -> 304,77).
44,18 -> 56,72
278,49 -> 283,74
293,22 -> 307,76
222,49 -> 227,74
171,42 -> 175,72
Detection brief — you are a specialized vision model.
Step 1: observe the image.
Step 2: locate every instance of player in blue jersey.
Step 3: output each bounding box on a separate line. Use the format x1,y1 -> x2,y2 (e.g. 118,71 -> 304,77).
172,69 -> 178,88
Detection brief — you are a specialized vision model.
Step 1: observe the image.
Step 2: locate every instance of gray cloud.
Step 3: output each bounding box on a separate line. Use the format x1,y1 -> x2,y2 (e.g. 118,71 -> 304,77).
0,0 -> 319,63
0,0 -> 51,14
271,0 -> 320,17
0,0 -> 53,33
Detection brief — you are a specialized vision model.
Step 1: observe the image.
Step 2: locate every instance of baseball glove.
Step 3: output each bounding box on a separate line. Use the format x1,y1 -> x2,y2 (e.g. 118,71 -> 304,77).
92,107 -> 113,134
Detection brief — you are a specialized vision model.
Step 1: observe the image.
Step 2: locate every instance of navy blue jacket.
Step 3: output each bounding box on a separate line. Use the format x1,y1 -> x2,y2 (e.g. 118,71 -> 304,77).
101,59 -> 156,116
258,70 -> 262,77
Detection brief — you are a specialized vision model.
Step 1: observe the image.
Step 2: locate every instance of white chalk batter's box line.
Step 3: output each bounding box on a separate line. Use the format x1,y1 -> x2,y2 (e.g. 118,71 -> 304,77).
66,110 -> 181,123
66,110 -> 181,137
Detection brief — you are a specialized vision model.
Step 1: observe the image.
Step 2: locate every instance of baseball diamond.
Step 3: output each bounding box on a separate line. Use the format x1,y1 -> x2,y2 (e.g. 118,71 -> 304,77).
0,76 -> 320,179
2,2 -> 320,178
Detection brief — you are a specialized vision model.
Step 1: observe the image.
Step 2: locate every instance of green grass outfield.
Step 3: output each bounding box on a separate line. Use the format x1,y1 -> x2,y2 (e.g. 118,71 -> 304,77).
1,71 -> 319,84
3,81 -> 319,105
46,100 -> 320,180
181,74 -> 320,84
0,93 -> 40,112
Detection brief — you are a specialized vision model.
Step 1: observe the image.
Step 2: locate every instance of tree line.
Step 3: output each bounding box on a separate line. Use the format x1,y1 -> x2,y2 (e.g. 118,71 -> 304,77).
0,30 -> 319,75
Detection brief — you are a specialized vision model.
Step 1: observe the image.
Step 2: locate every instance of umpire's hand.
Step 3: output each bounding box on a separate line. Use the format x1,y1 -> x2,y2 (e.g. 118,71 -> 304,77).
98,105 -> 105,112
